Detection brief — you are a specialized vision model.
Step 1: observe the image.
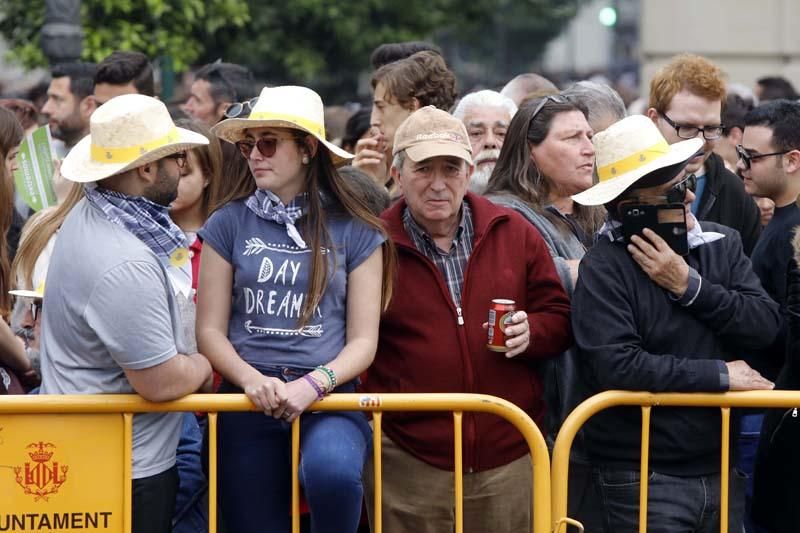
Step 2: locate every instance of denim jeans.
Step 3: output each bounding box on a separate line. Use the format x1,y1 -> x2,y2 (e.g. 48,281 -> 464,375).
173,413 -> 208,533
594,467 -> 746,533
736,413 -> 767,533
216,365 -> 370,533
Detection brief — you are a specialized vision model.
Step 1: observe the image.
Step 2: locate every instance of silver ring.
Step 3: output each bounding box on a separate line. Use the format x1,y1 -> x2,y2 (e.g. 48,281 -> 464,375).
282,412 -> 291,419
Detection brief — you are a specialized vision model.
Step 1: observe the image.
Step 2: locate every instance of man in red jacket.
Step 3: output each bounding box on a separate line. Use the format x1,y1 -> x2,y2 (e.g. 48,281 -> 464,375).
361,105 -> 572,533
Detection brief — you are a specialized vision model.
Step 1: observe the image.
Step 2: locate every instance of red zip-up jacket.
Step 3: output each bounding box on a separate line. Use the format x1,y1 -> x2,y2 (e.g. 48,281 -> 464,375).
361,192 -> 572,472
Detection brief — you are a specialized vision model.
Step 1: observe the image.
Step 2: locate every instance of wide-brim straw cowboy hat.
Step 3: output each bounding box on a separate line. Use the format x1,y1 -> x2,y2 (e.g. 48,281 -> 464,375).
211,85 -> 354,167
61,94 -> 209,183
572,114 -> 703,206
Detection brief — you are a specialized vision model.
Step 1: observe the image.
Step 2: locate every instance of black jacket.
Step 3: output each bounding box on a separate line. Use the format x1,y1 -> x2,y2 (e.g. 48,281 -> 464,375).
752,228 -> 800,532
573,223 -> 780,475
697,153 -> 761,256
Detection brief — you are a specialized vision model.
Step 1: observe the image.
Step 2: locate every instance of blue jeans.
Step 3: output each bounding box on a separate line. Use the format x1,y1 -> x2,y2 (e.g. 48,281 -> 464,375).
594,467 -> 746,533
216,366 -> 370,533
173,413 -> 208,533
737,413 -> 767,533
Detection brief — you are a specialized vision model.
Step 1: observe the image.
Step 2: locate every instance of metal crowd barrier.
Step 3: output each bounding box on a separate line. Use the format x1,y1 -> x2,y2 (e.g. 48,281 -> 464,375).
0,392 -> 550,533
550,390 -> 800,533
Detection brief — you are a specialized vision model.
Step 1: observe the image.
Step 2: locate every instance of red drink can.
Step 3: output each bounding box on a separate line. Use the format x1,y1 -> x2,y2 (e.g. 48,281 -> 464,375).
487,299 -> 516,352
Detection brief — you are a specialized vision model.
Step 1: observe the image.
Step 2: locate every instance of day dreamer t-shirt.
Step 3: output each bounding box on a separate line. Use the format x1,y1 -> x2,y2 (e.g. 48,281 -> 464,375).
199,198 -> 384,368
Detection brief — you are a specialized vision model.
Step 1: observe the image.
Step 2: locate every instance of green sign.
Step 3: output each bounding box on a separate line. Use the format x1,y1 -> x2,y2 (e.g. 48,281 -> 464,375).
14,126 -> 57,212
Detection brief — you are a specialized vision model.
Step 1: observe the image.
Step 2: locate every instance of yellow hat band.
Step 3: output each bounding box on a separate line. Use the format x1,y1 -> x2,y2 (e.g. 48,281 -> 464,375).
247,111 -> 326,139
90,127 -> 180,164
596,140 -> 670,182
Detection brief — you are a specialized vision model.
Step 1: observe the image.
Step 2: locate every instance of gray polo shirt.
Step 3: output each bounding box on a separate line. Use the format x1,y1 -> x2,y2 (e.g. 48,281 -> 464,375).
40,198 -> 184,479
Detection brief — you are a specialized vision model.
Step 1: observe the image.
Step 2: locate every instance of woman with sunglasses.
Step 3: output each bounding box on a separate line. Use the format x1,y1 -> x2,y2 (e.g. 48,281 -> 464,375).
197,85 -> 395,533
485,95 -> 603,295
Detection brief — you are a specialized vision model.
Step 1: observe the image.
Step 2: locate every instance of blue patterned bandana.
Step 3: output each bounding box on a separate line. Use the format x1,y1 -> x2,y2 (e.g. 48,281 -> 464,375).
84,185 -> 193,297
245,189 -> 308,248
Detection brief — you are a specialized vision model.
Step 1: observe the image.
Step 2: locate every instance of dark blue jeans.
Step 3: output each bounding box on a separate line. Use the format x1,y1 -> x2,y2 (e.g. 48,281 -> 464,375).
594,467 -> 746,533
217,366 -> 370,533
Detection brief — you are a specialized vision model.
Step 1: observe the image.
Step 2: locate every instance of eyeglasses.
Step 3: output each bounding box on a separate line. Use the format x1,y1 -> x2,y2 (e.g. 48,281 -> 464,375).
224,97 -> 259,119
665,173 -> 697,204
658,111 -> 724,140
235,136 -> 294,159
30,300 -> 43,322
735,144 -> 794,170
163,152 -> 188,170
528,94 -> 570,127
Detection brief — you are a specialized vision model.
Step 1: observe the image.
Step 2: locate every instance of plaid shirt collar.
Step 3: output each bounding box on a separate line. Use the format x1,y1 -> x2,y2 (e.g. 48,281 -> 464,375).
402,202 -> 471,253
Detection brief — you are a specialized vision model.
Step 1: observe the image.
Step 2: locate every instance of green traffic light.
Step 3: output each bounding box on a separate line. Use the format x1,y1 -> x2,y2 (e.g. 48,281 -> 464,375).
599,6 -> 617,27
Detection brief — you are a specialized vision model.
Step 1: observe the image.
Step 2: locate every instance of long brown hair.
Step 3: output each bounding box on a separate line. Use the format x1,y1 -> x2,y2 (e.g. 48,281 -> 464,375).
208,141 -> 255,213
484,96 -> 605,238
226,130 -> 396,327
0,108 -> 23,318
173,118 -> 223,220
13,182 -> 84,291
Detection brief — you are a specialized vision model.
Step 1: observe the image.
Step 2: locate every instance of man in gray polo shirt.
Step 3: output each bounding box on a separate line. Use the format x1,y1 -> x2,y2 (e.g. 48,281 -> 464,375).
39,94 -> 213,533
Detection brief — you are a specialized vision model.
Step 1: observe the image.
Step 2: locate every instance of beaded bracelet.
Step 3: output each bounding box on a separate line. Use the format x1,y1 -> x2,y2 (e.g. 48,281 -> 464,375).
302,374 -> 326,400
315,365 -> 337,391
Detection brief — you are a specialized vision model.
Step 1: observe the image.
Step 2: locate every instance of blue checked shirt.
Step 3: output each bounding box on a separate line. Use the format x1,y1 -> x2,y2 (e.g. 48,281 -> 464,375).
403,202 -> 474,308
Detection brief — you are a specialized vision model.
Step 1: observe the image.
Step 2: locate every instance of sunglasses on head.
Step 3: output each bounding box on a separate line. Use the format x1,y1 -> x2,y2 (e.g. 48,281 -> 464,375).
528,94 -> 570,126
224,97 -> 259,119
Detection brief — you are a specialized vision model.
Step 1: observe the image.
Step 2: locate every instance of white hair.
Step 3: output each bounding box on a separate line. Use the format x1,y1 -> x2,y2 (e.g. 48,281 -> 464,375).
562,80 -> 626,131
392,150 -> 406,172
452,90 -> 518,121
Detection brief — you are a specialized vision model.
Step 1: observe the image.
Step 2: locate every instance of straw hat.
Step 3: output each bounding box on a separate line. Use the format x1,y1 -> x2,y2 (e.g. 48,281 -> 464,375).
211,86 -> 354,166
572,115 -> 703,206
61,94 -> 209,183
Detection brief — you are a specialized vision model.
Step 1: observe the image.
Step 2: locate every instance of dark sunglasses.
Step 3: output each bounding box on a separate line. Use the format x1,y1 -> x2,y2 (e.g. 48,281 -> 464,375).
528,94 -> 570,127
665,173 -> 697,204
235,137 -> 295,159
735,144 -> 794,170
163,151 -> 188,170
30,300 -> 43,322
224,97 -> 259,119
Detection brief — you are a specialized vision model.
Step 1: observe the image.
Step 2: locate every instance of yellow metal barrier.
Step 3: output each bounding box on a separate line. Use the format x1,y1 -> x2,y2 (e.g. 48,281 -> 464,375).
0,392 -> 550,533
551,390 -> 800,533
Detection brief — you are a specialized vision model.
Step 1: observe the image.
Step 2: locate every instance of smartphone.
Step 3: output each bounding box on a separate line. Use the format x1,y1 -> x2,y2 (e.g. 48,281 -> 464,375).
621,203 -> 689,256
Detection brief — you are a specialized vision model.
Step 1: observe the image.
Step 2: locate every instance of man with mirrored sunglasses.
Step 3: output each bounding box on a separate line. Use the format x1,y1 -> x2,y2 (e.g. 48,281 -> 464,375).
647,53 -> 761,256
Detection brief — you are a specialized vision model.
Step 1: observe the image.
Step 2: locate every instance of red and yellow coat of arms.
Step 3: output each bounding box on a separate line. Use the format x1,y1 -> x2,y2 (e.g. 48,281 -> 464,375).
14,441 -> 69,501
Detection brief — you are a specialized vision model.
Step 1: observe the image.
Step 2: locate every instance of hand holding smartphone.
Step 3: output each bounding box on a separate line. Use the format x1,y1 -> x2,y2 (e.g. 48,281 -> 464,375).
621,204 -> 689,256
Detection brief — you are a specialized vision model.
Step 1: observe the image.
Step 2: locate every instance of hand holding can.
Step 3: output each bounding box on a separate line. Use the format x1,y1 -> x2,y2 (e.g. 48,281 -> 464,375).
487,299 -> 516,352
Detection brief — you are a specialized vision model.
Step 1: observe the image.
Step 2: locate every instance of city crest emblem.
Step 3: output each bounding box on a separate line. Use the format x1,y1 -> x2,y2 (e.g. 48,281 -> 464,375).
14,441 -> 68,501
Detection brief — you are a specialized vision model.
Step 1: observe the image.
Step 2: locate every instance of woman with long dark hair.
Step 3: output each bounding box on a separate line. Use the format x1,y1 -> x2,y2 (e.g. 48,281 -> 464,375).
0,108 -> 36,388
196,85 -> 395,533
485,95 -> 603,295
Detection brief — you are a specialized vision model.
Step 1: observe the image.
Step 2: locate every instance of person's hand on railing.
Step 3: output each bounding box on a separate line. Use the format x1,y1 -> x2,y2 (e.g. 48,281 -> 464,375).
725,360 -> 774,391
243,375 -> 287,416
274,379 -> 320,423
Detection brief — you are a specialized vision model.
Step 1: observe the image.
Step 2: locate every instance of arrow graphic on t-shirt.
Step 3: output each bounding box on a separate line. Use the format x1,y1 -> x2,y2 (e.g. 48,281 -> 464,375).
243,320 -> 323,337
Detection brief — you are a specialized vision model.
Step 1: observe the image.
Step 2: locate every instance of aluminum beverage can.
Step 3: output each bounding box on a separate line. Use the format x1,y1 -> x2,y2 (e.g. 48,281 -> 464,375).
487,299 -> 516,352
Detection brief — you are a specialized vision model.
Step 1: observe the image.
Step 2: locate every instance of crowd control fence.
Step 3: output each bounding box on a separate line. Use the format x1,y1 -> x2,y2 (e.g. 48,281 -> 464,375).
0,392 -> 551,533
550,390 -> 800,533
